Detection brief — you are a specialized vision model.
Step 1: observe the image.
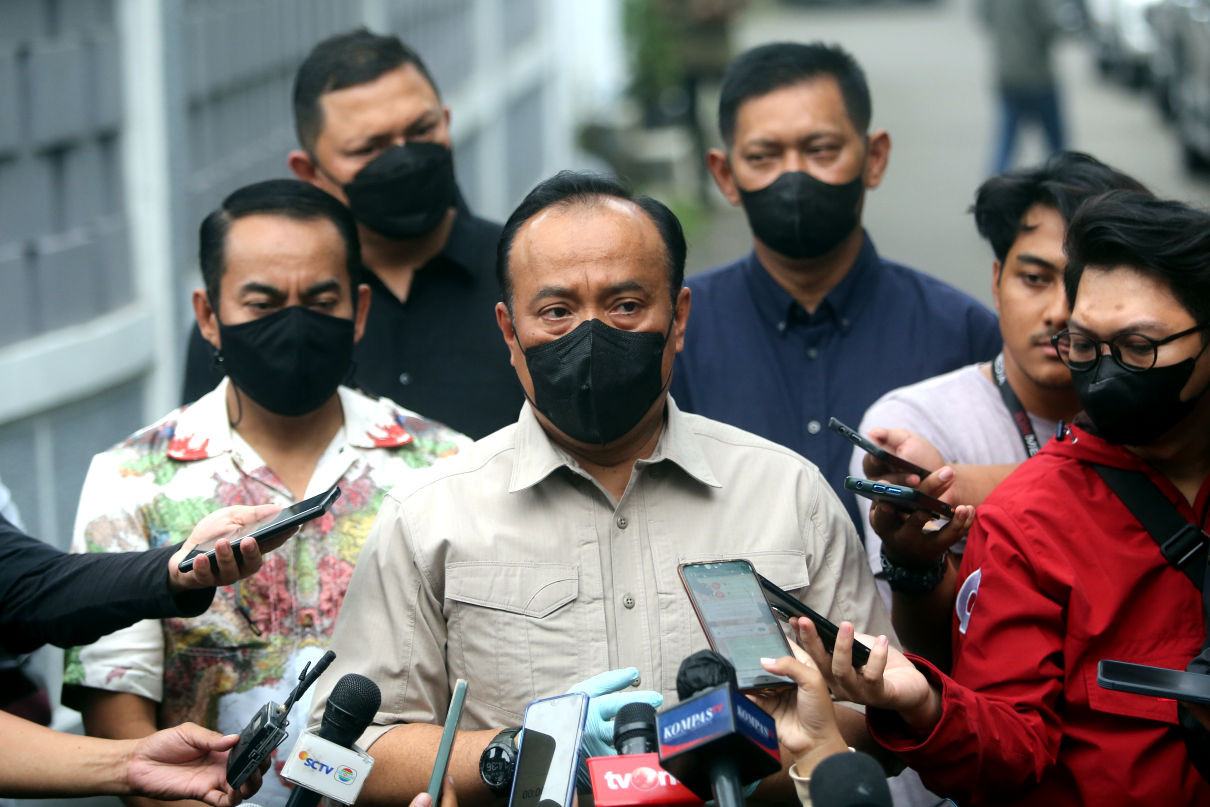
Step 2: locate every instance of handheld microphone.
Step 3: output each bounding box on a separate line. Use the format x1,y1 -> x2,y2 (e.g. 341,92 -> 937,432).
807,751 -> 891,807
281,673 -> 381,807
587,703 -> 703,807
656,651 -> 780,807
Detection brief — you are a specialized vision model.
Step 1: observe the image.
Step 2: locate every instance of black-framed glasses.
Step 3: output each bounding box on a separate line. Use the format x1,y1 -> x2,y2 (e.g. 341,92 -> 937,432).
1051,323 -> 1210,372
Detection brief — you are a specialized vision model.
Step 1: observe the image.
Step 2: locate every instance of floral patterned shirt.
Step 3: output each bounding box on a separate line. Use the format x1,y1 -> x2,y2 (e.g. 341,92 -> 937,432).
62,379 -> 466,806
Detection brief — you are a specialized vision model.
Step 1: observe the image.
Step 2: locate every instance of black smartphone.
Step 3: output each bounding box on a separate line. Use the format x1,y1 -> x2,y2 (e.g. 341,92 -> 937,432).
508,693 -> 589,807
1097,660 -> 1210,706
178,485 -> 341,573
756,573 -> 871,668
679,560 -> 795,691
426,679 -> 468,804
844,476 -> 954,519
828,417 -> 933,479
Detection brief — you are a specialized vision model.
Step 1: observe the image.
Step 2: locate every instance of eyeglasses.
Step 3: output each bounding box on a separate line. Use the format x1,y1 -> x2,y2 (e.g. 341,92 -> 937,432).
1051,323 -> 1210,372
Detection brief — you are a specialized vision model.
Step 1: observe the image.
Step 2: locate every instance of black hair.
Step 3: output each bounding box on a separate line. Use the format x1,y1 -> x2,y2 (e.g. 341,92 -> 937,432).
1064,190 -> 1210,331
496,171 -> 686,310
293,28 -> 439,153
718,42 -> 871,147
973,151 -> 1148,265
199,179 -> 363,307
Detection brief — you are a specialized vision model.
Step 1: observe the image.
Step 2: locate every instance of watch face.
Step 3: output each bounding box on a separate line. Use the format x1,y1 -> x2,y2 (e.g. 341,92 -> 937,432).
481,746 -> 515,790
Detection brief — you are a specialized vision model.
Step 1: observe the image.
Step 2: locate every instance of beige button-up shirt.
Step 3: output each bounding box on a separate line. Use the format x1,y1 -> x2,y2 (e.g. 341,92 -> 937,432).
313,399 -> 894,746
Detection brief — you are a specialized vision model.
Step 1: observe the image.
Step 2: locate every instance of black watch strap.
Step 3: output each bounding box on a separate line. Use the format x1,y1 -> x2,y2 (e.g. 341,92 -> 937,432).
880,547 -> 948,594
479,727 -> 520,796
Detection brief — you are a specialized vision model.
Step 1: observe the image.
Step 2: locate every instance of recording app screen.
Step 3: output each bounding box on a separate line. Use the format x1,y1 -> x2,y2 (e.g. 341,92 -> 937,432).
511,694 -> 585,807
684,562 -> 793,687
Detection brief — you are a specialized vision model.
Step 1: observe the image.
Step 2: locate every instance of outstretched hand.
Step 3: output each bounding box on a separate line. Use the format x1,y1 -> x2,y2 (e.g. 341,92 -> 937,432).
746,641 -> 848,772
169,504 -> 294,590
793,618 -> 942,734
870,466 -> 974,569
125,723 -> 264,807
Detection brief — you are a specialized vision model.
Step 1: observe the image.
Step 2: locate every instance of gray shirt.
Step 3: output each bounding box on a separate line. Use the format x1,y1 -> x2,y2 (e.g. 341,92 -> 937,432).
313,398 -> 895,746
978,0 -> 1064,90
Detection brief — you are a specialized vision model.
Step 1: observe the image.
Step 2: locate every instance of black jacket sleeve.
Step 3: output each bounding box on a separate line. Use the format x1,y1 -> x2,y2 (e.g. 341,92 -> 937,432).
0,516 -> 214,654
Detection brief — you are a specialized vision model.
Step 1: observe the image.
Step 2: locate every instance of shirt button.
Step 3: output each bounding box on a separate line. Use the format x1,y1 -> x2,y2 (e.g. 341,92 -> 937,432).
300,613 -> 314,627
616,516 -> 628,530
807,420 -> 822,435
631,674 -> 642,687
398,372 -> 411,385
623,594 -> 636,609
806,347 -> 819,360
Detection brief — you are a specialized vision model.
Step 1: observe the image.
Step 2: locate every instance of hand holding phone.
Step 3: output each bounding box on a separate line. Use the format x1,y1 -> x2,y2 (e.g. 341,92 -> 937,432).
509,693 -> 589,807
756,573 -> 871,668
177,486 -> 341,574
829,418 -> 933,480
845,476 -> 954,519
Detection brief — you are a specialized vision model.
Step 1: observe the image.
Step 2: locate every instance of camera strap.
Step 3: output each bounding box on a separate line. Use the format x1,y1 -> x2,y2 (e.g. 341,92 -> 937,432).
992,354 -> 1041,458
1092,463 -> 1208,590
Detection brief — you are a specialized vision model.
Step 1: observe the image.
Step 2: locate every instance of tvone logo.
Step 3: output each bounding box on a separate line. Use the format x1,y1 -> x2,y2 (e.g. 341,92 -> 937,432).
603,767 -> 680,790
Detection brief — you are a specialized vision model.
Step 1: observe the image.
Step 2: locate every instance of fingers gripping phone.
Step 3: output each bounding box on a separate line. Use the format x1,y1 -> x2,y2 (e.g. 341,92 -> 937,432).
679,560 -> 795,691
828,417 -> 933,479
178,485 -> 341,573
508,693 -> 589,807
844,476 -> 954,519
427,679 -> 468,804
755,573 -> 871,668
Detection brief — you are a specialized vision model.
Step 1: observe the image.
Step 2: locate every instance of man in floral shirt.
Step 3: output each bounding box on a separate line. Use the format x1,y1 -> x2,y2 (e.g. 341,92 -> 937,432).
62,179 -> 466,807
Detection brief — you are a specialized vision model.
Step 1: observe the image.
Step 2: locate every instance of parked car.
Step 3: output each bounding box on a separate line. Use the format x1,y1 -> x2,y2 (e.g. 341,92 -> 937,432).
1087,0 -> 1165,85
1148,0 -> 1210,170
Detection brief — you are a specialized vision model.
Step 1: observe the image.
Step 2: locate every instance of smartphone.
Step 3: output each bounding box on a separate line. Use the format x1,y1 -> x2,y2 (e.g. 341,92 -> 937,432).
178,485 -> 341,573
508,692 -> 589,807
426,679 -> 468,804
844,476 -> 954,519
679,560 -> 795,691
1097,660 -> 1210,706
828,417 -> 933,479
756,573 -> 871,668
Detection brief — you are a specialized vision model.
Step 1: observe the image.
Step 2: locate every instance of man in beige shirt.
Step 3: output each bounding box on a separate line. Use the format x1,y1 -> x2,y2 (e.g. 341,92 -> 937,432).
311,171 -> 895,806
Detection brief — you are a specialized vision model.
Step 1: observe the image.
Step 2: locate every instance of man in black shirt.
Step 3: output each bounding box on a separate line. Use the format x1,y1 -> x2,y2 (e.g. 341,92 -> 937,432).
182,29 -> 521,438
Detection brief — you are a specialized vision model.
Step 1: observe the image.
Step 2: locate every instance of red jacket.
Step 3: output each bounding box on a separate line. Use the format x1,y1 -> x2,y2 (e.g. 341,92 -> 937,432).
868,425 -> 1210,805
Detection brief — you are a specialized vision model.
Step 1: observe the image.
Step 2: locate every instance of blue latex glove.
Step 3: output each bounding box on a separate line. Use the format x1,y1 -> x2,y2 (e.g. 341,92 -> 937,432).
567,667 -> 664,758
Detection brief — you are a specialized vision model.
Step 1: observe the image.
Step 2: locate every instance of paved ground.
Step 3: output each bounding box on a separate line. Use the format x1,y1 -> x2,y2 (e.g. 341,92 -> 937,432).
685,0 -> 1210,308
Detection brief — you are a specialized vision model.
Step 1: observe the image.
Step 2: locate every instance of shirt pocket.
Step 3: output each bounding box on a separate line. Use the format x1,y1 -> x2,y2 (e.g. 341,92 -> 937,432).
445,561 -> 580,722
657,550 -> 809,693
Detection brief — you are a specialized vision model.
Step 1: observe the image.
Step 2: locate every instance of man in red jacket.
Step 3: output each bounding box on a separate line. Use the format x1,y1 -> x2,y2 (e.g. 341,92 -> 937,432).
801,190 -> 1210,805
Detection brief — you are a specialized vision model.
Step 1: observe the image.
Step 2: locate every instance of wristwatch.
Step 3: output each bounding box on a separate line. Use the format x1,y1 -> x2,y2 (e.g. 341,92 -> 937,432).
880,547 -> 948,595
479,726 -> 520,796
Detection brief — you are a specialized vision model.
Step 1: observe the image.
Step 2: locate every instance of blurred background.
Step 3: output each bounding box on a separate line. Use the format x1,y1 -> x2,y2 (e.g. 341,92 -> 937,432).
1,1 -> 1207,801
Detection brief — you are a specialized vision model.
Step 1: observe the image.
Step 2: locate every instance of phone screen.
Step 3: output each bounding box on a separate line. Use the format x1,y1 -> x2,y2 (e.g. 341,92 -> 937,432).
509,693 -> 588,807
680,561 -> 794,690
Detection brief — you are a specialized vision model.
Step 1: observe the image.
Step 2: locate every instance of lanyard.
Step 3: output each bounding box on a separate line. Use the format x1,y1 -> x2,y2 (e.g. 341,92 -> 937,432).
992,353 -> 1041,458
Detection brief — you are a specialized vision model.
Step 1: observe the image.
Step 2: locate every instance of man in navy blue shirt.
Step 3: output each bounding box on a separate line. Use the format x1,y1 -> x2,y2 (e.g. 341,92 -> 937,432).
672,42 -> 1001,531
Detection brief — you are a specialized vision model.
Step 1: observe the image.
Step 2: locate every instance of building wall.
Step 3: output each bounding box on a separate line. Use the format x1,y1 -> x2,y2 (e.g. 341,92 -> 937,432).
0,3 -> 620,804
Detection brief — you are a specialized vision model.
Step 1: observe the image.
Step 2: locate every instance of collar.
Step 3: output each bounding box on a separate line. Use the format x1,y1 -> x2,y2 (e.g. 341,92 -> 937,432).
166,378 -> 414,462
507,397 -> 721,493
742,231 -> 881,334
434,191 -> 488,277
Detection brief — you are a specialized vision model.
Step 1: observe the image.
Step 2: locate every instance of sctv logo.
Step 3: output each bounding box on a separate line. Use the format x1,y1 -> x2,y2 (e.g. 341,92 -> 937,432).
298,750 -> 335,775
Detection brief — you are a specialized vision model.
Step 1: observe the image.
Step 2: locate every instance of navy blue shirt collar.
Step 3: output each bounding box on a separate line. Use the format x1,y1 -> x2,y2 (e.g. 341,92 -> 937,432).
741,231 -> 881,335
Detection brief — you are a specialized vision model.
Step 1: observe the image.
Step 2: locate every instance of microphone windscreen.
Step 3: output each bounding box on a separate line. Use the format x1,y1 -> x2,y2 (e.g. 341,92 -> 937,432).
807,751 -> 892,807
613,701 -> 658,752
675,650 -> 738,701
320,673 -> 382,747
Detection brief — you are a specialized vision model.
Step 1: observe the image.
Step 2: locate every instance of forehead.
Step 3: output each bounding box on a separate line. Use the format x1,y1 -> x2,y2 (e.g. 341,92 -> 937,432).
1009,204 -> 1067,260
315,63 -> 439,142
1072,265 -> 1189,325
509,199 -> 667,292
733,77 -> 857,143
222,213 -> 348,286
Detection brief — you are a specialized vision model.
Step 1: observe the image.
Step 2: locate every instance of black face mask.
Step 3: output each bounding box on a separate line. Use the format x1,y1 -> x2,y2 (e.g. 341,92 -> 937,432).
522,318 -> 671,445
738,170 -> 864,259
1071,352 -> 1208,445
343,142 -> 457,240
218,307 -> 354,417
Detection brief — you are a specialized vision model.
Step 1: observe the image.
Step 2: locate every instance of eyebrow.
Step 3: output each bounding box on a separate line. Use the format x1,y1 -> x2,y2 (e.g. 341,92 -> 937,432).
238,282 -> 286,301
1015,254 -> 1060,271
527,279 -> 650,306
1068,318 -> 1172,336
303,279 -> 344,298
